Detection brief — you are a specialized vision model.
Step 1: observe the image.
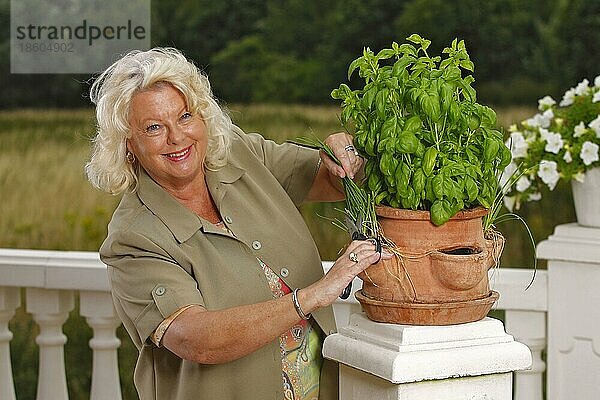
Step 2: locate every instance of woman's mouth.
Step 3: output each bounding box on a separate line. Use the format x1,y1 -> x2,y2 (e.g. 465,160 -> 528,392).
164,145 -> 192,161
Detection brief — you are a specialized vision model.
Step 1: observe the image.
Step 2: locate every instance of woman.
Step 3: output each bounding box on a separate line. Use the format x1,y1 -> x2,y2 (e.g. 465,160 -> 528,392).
87,48 -> 390,400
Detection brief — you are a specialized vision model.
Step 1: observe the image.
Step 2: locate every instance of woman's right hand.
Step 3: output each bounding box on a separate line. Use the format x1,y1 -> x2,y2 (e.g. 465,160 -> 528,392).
300,240 -> 394,312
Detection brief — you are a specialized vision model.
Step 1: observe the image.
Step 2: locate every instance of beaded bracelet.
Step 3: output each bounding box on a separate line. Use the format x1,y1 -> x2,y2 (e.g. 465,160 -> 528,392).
292,288 -> 310,320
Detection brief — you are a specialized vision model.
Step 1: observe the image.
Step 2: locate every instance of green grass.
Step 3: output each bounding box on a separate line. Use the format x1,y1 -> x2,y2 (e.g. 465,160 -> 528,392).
1,104 -> 573,399
0,109 -> 120,250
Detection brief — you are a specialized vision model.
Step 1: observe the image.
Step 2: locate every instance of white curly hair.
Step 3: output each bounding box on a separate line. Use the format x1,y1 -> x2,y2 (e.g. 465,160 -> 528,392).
86,47 -> 232,194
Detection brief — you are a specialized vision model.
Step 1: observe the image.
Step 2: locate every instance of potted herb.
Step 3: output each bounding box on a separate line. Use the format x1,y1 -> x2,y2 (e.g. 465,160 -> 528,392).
332,34 -> 511,225
502,77 -> 600,227
329,35 -> 513,325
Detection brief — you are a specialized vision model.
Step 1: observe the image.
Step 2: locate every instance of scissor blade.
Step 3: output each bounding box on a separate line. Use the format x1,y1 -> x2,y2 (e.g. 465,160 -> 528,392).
344,214 -> 360,238
345,213 -> 368,241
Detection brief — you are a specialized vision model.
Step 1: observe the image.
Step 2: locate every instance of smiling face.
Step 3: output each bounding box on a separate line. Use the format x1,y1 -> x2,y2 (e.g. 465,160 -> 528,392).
127,83 -> 208,191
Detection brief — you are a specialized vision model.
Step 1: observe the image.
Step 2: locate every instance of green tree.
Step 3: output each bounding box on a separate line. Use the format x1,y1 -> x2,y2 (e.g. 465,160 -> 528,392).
529,0 -> 600,89
1,0 -> 598,106
394,0 -> 600,104
151,0 -> 267,67
210,0 -> 409,103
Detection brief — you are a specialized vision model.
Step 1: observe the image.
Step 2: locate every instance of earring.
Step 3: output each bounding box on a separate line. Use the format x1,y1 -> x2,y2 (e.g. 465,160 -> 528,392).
126,151 -> 136,164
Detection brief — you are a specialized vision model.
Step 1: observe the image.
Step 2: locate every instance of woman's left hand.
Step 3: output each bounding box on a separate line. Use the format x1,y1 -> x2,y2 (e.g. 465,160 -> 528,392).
322,132 -> 362,179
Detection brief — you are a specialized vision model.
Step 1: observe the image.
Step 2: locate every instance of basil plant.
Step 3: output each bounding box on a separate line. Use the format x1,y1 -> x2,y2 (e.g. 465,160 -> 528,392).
332,34 -> 512,225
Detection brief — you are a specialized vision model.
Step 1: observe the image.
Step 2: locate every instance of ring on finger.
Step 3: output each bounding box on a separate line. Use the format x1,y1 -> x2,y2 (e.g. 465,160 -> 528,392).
349,252 -> 359,263
344,144 -> 360,157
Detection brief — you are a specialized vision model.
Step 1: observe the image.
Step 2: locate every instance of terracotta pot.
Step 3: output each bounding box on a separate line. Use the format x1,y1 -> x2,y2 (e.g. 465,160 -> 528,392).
357,206 -> 503,325
356,290 -> 499,326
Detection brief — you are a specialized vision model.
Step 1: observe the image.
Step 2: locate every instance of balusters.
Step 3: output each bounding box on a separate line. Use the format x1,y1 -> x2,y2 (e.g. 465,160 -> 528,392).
26,288 -> 74,400
505,310 -> 546,400
80,290 -> 123,400
1,250 -> 553,400
0,287 -> 20,400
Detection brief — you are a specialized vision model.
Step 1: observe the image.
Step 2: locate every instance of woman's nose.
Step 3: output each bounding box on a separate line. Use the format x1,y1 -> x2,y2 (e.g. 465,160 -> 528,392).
166,123 -> 186,144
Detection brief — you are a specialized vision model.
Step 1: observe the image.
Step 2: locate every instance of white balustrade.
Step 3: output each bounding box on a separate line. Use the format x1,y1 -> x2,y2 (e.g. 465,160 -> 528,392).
491,267 -> 548,400
27,288 -> 74,400
537,223 -> 600,400
0,248 -> 117,400
80,290 -> 123,400
0,287 -> 20,400
0,249 -> 551,399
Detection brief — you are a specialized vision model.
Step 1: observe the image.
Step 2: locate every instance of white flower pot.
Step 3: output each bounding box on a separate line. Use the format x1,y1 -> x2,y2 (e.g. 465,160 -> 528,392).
572,167 -> 600,228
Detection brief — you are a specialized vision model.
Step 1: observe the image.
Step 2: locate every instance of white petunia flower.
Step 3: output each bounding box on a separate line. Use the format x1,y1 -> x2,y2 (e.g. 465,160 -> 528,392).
540,109 -> 554,128
573,172 -> 586,183
538,160 -> 560,190
563,150 -> 573,163
580,141 -> 600,166
516,176 -> 531,192
575,79 -> 590,96
595,75 -> 600,88
539,128 -> 551,141
503,195 -> 517,212
529,192 -> 542,201
544,131 -> 564,154
560,88 -> 576,106
594,91 -> 600,103
589,115 -> 600,137
538,95 -> 556,110
574,121 -> 587,138
525,114 -> 541,128
499,162 -> 518,191
506,131 -> 529,158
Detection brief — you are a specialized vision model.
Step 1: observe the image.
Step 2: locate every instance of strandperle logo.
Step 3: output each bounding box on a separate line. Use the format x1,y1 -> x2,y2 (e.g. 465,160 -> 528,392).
11,0 -> 150,74
15,19 -> 147,46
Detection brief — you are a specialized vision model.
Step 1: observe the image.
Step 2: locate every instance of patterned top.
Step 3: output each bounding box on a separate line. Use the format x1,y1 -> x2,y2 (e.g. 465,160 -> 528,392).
215,221 -> 323,400
258,258 -> 324,400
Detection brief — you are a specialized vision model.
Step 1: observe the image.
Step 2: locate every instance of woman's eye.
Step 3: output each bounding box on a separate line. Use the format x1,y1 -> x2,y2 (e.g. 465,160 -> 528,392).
180,112 -> 192,121
145,124 -> 161,133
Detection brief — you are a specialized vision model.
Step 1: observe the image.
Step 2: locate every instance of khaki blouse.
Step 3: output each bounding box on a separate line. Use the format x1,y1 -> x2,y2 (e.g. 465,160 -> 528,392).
100,126 -> 339,400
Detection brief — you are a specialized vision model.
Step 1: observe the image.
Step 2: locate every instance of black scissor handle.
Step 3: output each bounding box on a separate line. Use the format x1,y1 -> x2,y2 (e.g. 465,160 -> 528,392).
352,232 -> 382,254
340,282 -> 353,299
340,235 -> 382,299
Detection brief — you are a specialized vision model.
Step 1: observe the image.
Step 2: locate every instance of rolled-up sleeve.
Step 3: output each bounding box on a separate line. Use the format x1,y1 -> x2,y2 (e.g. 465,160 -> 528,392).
101,230 -> 204,347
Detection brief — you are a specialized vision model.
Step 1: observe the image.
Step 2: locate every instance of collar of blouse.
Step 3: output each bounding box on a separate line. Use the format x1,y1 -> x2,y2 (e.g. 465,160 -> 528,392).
136,164 -> 245,243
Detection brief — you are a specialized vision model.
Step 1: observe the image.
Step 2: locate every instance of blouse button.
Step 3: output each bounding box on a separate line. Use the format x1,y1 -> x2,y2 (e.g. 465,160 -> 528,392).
252,240 -> 262,250
224,216 -> 233,224
155,286 -> 166,296
280,267 -> 290,278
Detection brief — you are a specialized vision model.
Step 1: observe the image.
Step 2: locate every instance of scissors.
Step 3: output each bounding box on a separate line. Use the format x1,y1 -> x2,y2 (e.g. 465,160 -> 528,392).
340,214 -> 382,299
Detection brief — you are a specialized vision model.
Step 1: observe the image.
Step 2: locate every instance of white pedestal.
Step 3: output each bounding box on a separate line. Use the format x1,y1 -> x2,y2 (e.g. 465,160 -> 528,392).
537,223 -> 600,400
324,314 -> 531,400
